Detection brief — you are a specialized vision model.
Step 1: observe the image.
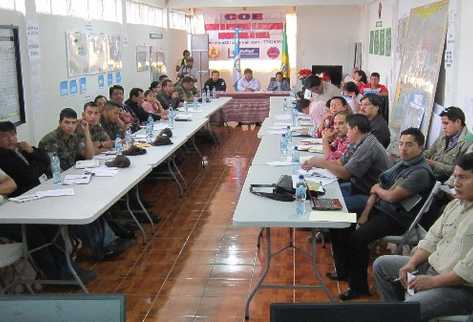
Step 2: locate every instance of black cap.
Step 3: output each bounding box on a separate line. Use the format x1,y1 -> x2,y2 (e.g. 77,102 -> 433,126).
440,106 -> 465,126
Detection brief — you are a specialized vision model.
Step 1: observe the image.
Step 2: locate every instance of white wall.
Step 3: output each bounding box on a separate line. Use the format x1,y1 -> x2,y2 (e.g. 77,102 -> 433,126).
296,5 -> 362,77
0,7 -> 188,144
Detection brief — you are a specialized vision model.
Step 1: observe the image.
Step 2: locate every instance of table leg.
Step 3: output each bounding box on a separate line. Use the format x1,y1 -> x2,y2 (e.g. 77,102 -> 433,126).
167,159 -> 184,197
171,155 -> 187,189
135,184 -> 155,230
311,229 -> 333,301
126,193 -> 147,243
60,225 -> 88,293
206,123 -> 220,145
245,227 -> 272,320
191,136 -> 203,160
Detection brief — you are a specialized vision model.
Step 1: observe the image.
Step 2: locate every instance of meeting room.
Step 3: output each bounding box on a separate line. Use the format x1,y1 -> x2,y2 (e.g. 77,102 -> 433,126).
1,0 -> 473,322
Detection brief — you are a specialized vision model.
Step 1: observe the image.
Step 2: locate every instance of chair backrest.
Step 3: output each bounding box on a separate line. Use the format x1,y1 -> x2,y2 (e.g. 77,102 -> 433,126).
403,181 -> 441,241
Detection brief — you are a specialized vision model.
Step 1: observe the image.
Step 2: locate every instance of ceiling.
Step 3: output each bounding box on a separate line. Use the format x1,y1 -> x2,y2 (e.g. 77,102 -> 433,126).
166,0 -> 371,9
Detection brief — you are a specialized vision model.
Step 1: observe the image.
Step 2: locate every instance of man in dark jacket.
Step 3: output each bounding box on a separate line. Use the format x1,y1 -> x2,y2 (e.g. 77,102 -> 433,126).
0,121 -> 50,197
125,88 -> 160,123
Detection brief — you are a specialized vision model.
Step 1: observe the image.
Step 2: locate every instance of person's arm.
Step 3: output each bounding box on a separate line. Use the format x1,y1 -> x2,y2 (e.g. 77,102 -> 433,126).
358,194 -> 378,224
0,173 -> 17,195
370,183 -> 412,203
379,85 -> 389,96
399,248 -> 431,288
322,129 -> 336,159
79,121 -> 95,160
95,131 -> 113,153
301,158 -> 351,180
236,79 -> 244,91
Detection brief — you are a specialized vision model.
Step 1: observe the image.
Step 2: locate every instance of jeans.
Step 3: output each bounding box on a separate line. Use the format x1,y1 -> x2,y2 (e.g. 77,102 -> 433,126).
339,182 -> 369,214
374,255 -> 473,322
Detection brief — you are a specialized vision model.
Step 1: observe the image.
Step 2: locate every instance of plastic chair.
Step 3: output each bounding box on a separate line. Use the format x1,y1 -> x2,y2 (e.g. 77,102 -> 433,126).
383,181 -> 441,254
0,242 -> 25,294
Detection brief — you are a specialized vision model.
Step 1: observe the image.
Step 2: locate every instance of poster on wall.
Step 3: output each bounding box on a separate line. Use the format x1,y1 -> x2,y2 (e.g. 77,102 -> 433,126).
203,9 -> 285,61
369,31 -> 374,54
374,30 -> 380,55
150,47 -> 167,81
66,31 -> 122,77
385,28 -> 392,56
390,0 -> 449,136
69,79 -> 78,95
136,46 -> 150,72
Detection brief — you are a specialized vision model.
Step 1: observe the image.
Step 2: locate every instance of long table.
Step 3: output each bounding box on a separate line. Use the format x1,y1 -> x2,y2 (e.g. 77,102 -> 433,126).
232,96 -> 351,319
0,97 -> 232,292
216,91 -> 290,123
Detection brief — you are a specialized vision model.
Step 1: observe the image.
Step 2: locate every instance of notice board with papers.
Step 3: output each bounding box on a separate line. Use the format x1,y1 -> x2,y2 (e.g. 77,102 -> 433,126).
0,26 -> 25,125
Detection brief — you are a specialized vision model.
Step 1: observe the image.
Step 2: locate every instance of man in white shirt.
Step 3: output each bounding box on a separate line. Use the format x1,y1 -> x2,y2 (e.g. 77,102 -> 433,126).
236,68 -> 261,92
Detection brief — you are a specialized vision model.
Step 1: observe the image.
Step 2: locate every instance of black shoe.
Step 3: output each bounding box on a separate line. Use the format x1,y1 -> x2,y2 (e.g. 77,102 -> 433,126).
339,288 -> 370,301
326,271 -> 348,281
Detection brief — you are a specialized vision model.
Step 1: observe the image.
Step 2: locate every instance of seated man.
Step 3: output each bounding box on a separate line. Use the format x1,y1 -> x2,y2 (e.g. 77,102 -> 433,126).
204,70 -> 227,92
360,72 -> 388,96
101,101 -> 126,140
78,102 -> 113,154
39,108 -> 95,171
0,168 -> 16,197
322,111 -> 350,161
125,88 -> 160,123
374,152 -> 473,322
424,106 -> 472,182
333,128 -> 434,300
302,114 -> 390,214
305,75 -> 340,126
157,79 -> 180,110
267,71 -> 290,91
236,68 -> 261,92
109,85 -> 135,127
175,76 -> 199,102
0,121 -> 50,196
359,94 -> 391,148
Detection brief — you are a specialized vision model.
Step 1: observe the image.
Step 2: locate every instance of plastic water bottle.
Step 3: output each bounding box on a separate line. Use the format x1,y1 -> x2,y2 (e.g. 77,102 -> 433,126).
291,146 -> 300,174
286,126 -> 292,146
49,152 -> 62,184
125,128 -> 133,147
280,133 -> 288,157
295,175 -> 307,216
115,136 -> 123,155
211,87 -> 216,99
146,115 -> 154,143
283,97 -> 288,112
168,107 -> 175,129
205,85 -> 210,101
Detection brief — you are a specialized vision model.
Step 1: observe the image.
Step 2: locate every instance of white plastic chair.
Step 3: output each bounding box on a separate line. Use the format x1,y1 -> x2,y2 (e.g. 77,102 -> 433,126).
0,242 -> 24,294
383,181 -> 441,254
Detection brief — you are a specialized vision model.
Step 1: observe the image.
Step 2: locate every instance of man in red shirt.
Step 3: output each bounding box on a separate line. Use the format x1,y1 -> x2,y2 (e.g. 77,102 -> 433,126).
360,72 -> 388,96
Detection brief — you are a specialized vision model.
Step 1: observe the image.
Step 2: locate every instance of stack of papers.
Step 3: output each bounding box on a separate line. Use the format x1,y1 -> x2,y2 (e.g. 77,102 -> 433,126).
95,154 -> 115,161
75,160 -> 100,169
85,166 -> 119,177
300,168 -> 336,179
9,188 -> 75,203
300,138 -> 323,144
175,114 -> 192,121
266,160 -> 295,166
63,174 -> 92,185
309,211 -> 356,223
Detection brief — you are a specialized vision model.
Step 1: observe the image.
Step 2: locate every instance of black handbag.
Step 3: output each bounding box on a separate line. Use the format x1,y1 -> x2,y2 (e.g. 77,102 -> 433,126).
249,175 -> 295,202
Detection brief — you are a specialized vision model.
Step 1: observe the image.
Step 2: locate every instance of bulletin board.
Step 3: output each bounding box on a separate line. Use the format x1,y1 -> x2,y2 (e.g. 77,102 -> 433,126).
390,0 -> 449,137
0,26 -> 25,125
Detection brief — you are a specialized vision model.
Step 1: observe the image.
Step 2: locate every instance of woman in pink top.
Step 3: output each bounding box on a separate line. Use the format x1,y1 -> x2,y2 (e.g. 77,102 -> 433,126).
322,111 -> 350,160
315,96 -> 351,138
142,89 -> 168,120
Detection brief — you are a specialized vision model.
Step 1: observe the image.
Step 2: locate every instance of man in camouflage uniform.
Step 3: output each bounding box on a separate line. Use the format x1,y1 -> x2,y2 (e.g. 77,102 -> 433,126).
39,108 -> 95,171
175,76 -> 199,102
101,101 -> 126,140
424,106 -> 473,182
77,102 -> 113,154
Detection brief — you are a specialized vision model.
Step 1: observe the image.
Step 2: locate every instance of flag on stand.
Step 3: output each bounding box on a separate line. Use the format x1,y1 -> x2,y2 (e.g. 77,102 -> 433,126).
280,23 -> 290,83
232,29 -> 241,89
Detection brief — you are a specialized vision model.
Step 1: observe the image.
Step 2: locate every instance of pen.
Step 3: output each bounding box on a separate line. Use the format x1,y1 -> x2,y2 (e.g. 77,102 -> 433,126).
393,270 -> 418,282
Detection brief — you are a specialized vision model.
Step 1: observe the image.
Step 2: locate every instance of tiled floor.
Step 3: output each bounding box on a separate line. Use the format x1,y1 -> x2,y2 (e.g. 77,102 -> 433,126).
71,124 -> 378,321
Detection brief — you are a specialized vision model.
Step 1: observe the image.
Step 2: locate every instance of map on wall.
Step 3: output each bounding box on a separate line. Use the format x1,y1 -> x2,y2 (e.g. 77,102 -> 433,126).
66,31 -> 122,77
390,0 -> 449,137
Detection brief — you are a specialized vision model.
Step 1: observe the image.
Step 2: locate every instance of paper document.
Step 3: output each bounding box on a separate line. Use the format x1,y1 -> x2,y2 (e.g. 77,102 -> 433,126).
267,130 -> 286,135
299,168 -> 336,179
85,167 -> 119,177
300,138 -> 323,144
94,154 -> 115,161
10,188 -> 75,203
273,122 -> 291,127
75,160 -> 99,169
309,211 -> 356,223
266,161 -> 295,166
275,114 -> 291,121
407,273 -> 416,296
299,121 -> 314,127
63,174 -> 92,185
308,145 -> 324,153
268,125 -> 288,130
292,175 -> 337,188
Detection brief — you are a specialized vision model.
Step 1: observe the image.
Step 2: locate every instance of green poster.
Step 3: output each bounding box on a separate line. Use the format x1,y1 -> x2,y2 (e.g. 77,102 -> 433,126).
385,28 -> 392,56
374,30 -> 380,55
379,29 -> 385,55
369,30 -> 374,54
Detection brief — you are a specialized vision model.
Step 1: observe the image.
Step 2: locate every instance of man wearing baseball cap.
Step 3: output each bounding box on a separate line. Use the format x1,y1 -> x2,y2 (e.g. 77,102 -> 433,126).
424,106 -> 472,181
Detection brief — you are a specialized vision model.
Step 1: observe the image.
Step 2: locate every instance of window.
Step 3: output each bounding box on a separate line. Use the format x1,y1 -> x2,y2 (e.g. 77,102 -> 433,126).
169,10 -> 187,31
34,0 -> 122,22
0,0 -> 25,14
191,14 -> 205,34
126,1 -> 166,28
